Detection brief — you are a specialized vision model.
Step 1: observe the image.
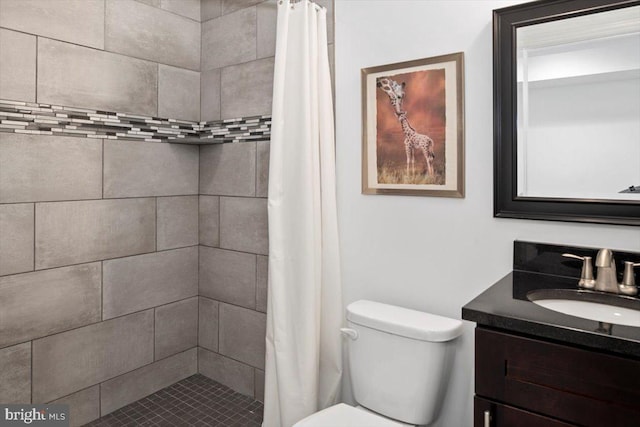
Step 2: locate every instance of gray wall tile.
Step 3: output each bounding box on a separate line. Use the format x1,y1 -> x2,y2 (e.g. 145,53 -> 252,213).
221,57 -> 274,119
256,1 -> 276,60
256,141 -> 270,198
256,256 -> 268,313
199,196 -> 220,247
200,143 -> 256,197
220,197 -> 268,255
160,0 -> 201,21
154,297 -> 198,360
0,263 -> 101,349
50,386 -> 100,427
35,199 -> 156,269
38,38 -> 157,116
0,0 -> 105,49
198,348 -> 254,397
0,134 -> 102,203
157,196 -> 199,250
105,0 -> 200,71
202,8 -> 256,71
222,0 -> 261,15
198,297 -> 219,352
201,69 -> 221,122
0,343 -> 30,404
199,246 -> 256,309
0,28 -> 36,102
0,204 -> 33,276
32,310 -> 154,403
254,369 -> 265,402
104,140 -> 199,198
201,0 -> 221,21
100,348 -> 197,415
103,247 -> 198,319
158,65 -> 200,122
219,303 -> 266,369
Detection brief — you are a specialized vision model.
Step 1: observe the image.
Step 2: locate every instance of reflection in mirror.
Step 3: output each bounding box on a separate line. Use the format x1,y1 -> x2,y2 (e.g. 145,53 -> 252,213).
516,6 -> 640,201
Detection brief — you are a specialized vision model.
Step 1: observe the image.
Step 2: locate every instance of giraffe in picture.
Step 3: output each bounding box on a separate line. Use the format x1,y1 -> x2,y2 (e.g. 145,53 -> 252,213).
397,110 -> 435,177
376,77 -> 436,177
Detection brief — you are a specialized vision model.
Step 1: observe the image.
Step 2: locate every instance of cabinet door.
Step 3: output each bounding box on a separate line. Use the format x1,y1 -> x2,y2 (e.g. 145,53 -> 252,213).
475,327 -> 640,427
475,397 -> 575,427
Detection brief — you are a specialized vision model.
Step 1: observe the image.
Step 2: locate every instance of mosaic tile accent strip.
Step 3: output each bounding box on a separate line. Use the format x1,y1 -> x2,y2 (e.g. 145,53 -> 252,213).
0,99 -> 271,145
85,374 -> 263,427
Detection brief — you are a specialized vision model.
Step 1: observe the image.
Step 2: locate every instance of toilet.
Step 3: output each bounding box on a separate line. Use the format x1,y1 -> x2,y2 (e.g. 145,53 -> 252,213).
294,300 -> 463,427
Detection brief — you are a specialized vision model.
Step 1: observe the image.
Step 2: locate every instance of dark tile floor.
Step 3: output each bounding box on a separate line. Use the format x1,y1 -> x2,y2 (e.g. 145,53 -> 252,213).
85,374 -> 263,427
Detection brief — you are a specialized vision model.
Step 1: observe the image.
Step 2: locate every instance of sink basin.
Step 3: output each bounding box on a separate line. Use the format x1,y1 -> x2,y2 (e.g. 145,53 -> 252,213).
527,289 -> 640,327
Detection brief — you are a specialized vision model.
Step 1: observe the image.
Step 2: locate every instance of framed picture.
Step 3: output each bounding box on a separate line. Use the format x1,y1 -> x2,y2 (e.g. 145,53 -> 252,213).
361,53 -> 465,197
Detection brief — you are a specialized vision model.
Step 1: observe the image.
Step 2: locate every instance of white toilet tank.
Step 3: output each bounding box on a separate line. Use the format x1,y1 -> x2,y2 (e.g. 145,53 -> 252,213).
345,300 -> 463,426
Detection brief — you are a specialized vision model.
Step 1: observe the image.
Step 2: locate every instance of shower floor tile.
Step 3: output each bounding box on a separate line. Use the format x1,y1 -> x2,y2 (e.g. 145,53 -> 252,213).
85,374 -> 263,427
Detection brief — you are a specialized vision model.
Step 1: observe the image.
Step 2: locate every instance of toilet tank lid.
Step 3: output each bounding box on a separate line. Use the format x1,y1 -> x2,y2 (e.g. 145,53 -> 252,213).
346,300 -> 463,342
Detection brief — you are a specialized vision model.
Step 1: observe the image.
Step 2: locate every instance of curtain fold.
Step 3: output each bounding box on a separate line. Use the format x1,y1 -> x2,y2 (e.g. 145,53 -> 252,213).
263,1 -> 342,426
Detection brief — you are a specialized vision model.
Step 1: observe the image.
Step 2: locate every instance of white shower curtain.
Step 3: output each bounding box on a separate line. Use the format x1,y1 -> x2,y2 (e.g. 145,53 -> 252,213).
263,1 -> 342,426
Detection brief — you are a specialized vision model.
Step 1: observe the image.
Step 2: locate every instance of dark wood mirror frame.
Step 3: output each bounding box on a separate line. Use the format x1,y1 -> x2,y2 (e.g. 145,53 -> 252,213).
493,0 -> 640,226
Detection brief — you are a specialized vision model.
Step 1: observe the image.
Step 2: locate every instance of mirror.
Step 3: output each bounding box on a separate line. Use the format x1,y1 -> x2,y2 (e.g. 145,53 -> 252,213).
494,0 -> 640,225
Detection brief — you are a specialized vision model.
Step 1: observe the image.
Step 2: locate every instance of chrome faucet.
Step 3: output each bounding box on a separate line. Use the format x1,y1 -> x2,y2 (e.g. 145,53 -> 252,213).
595,249 -> 619,293
564,249 -> 638,296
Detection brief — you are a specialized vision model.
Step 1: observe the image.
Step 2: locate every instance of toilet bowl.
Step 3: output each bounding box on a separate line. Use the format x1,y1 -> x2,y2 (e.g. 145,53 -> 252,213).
293,300 -> 463,427
294,403 -> 408,426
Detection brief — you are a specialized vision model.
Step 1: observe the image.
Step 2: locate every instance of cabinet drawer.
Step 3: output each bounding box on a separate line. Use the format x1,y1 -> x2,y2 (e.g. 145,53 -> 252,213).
475,327 -> 640,427
475,396 -> 575,427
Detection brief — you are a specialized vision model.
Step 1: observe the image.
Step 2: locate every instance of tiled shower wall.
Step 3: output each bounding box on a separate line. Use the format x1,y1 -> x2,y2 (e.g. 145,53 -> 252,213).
0,1 -> 201,426
0,0 -> 334,423
196,0 -> 334,403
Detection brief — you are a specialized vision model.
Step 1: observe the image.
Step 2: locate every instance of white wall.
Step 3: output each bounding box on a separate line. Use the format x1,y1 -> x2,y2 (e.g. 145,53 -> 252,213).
334,1 -> 640,426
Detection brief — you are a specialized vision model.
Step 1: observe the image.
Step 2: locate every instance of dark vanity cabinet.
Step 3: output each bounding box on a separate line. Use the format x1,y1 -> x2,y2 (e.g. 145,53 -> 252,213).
473,327 -> 640,427
464,242 -> 640,427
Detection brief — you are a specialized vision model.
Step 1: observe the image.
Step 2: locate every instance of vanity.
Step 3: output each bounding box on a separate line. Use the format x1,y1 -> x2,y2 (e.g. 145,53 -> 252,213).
462,241 -> 640,427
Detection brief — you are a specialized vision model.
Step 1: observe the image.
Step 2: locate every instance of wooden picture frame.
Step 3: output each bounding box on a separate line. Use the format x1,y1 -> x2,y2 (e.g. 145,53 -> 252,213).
362,53 -> 465,197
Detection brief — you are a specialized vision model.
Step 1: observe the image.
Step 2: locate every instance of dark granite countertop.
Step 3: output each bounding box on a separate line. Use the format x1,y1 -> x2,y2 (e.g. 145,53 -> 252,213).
462,242 -> 640,359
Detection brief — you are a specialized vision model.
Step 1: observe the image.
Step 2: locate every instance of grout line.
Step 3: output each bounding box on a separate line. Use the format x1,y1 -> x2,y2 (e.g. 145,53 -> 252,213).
103,0 -> 106,53
30,340 -> 33,404
34,36 -> 38,102
100,261 -> 104,322
131,0 -> 203,24
199,345 -> 258,373
0,195 -> 197,206
155,197 -> 158,252
156,63 -> 160,117
32,203 -> 36,271
199,193 -> 267,200
101,139 -> 105,199
152,307 -> 156,361
200,242 -> 266,258
216,301 -> 221,353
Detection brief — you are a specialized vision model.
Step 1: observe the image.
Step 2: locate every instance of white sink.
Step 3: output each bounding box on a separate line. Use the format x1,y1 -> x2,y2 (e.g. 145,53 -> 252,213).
527,289 -> 640,327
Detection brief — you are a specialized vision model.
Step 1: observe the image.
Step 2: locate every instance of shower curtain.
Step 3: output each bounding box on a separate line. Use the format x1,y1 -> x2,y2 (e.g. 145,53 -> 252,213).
263,1 -> 342,426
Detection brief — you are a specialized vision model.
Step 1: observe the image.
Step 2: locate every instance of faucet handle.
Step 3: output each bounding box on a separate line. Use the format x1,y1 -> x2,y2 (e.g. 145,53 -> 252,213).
562,253 -> 596,289
620,262 -> 640,296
